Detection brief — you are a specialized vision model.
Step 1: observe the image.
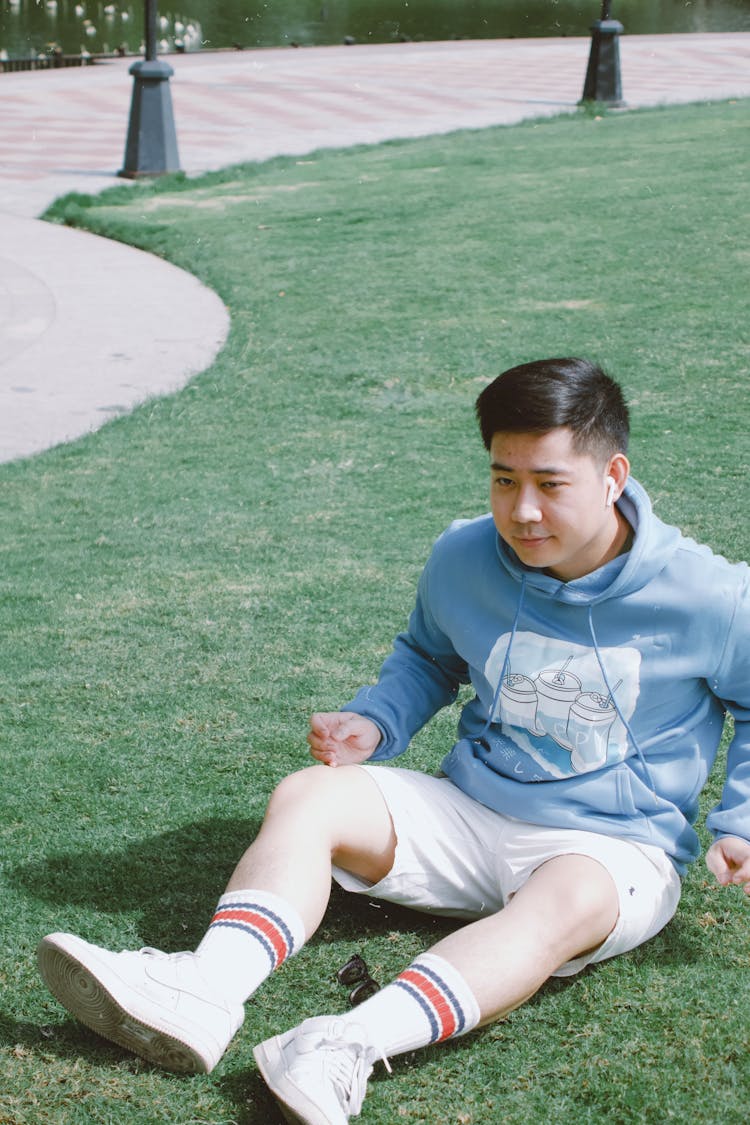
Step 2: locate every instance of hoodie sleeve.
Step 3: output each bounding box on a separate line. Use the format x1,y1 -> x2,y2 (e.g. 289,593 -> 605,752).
705,568 -> 750,845
343,549 -> 470,760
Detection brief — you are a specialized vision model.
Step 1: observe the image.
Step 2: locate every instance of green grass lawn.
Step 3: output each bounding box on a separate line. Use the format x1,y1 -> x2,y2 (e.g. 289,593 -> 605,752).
1,98 -> 749,1123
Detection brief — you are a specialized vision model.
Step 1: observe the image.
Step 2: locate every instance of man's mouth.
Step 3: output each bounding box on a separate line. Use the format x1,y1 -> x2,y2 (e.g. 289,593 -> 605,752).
514,534 -> 550,551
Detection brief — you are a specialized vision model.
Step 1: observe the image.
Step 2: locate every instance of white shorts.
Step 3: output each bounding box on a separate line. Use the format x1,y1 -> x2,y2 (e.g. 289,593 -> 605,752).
332,766 -> 681,977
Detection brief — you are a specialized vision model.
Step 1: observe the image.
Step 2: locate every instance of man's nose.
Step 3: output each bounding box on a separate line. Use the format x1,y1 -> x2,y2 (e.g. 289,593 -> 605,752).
512,488 -> 542,524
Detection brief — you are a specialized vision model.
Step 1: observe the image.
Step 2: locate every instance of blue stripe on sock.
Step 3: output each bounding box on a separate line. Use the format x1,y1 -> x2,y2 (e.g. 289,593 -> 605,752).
393,978 -> 441,1043
209,919 -> 277,969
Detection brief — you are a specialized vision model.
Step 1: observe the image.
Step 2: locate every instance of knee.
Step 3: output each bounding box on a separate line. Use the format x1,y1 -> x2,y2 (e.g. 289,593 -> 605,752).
267,764 -> 329,812
565,859 -> 619,927
529,855 -> 619,953
563,877 -> 618,937
558,869 -> 619,967
263,765 -> 395,878
265,764 -> 354,826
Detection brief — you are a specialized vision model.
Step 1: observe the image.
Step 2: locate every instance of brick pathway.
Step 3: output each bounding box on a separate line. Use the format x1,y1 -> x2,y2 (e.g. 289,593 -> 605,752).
1,34 -> 749,217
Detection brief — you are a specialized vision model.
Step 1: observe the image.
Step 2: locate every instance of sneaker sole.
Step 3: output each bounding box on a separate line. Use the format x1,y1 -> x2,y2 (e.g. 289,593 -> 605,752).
37,934 -> 212,1074
253,1034 -> 346,1125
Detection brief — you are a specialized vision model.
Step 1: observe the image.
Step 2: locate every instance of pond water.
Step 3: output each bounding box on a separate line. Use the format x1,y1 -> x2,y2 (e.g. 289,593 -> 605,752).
2,0 -> 749,61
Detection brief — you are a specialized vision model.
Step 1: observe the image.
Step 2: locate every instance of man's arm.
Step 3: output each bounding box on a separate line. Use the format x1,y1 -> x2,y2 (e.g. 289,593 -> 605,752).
705,836 -> 750,896
329,540 -> 470,761
703,568 -> 750,887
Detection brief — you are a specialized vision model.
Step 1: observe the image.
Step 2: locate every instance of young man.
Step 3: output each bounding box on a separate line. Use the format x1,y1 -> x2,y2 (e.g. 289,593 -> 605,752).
38,358 -> 749,1124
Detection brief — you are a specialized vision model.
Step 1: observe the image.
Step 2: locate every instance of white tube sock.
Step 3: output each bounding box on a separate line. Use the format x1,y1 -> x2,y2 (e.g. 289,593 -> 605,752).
344,952 -> 481,1059
194,889 -> 305,1005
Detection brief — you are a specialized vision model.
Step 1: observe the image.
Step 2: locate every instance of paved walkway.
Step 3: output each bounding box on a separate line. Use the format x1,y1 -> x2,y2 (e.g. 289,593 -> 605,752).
1,34 -> 749,462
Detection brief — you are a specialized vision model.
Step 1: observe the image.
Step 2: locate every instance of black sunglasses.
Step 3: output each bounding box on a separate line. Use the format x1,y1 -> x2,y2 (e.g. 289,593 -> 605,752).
336,953 -> 381,1006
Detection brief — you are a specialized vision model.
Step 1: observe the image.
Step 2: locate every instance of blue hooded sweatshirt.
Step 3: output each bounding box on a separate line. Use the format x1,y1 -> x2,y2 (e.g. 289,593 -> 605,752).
345,478 -> 750,874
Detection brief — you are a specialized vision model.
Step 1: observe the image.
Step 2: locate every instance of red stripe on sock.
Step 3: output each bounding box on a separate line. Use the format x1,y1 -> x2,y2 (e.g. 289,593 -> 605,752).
211,907 -> 289,965
398,967 -> 457,1041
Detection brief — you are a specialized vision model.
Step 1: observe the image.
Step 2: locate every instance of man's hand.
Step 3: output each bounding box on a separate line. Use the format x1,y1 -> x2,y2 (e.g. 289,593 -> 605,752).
307,711 -> 382,768
706,836 -> 750,896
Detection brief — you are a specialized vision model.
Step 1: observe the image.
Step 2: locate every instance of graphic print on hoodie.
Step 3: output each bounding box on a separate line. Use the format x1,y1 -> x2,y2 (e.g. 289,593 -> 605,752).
485,632 -> 641,779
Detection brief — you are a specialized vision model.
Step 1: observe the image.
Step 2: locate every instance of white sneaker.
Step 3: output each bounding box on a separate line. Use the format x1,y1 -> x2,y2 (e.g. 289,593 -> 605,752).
253,1016 -> 379,1125
37,932 -> 244,1073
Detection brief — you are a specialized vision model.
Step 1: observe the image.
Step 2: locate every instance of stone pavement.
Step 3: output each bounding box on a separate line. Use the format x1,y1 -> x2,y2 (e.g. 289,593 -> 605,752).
1,34 -> 749,462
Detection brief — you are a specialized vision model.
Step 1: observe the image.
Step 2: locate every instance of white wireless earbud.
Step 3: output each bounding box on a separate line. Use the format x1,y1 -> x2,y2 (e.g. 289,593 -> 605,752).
605,477 -> 616,507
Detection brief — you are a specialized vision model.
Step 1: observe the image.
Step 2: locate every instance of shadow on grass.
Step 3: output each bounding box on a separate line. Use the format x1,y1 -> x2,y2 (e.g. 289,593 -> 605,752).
0,1005 -> 151,1068
12,818 -> 456,950
623,910 -> 705,967
216,1068 -> 294,1125
12,818 -> 263,949
0,1008 -> 283,1125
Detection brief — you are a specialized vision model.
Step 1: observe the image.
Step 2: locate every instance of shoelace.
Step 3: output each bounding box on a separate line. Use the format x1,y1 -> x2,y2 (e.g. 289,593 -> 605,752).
330,1043 -> 369,1115
312,1027 -> 392,1115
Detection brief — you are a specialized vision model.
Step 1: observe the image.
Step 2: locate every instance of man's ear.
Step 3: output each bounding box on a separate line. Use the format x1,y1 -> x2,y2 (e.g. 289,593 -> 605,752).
606,453 -> 630,504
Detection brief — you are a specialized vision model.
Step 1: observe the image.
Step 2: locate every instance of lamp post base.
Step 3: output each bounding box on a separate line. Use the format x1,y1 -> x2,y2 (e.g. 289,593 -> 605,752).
119,58 -> 181,178
580,19 -> 625,107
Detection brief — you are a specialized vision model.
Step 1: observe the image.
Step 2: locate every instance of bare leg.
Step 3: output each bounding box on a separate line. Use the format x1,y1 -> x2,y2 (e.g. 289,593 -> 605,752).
430,853 -> 620,1023
226,764 -> 397,937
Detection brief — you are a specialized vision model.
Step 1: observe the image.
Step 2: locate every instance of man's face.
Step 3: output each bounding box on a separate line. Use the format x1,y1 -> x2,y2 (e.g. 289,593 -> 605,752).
489,428 -> 627,582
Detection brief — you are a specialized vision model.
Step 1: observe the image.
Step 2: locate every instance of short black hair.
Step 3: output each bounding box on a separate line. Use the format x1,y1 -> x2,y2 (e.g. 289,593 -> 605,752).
475,357 -> 629,460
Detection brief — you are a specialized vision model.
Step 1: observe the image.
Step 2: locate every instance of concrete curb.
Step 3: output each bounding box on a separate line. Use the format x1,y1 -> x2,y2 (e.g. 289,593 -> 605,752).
0,214 -> 229,463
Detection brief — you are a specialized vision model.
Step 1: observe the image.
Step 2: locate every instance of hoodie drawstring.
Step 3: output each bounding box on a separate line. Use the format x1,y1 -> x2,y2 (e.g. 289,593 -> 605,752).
480,576 -> 528,737
587,604 -> 657,797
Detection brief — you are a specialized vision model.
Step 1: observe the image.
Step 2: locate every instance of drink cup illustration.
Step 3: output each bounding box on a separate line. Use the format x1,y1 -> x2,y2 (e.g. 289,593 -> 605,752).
499,671 -> 544,735
534,657 -> 582,747
568,688 -> 619,772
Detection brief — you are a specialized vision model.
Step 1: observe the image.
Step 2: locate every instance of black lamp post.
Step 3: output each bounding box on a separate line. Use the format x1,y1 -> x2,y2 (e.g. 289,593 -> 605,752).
581,1 -> 624,106
119,0 -> 181,177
